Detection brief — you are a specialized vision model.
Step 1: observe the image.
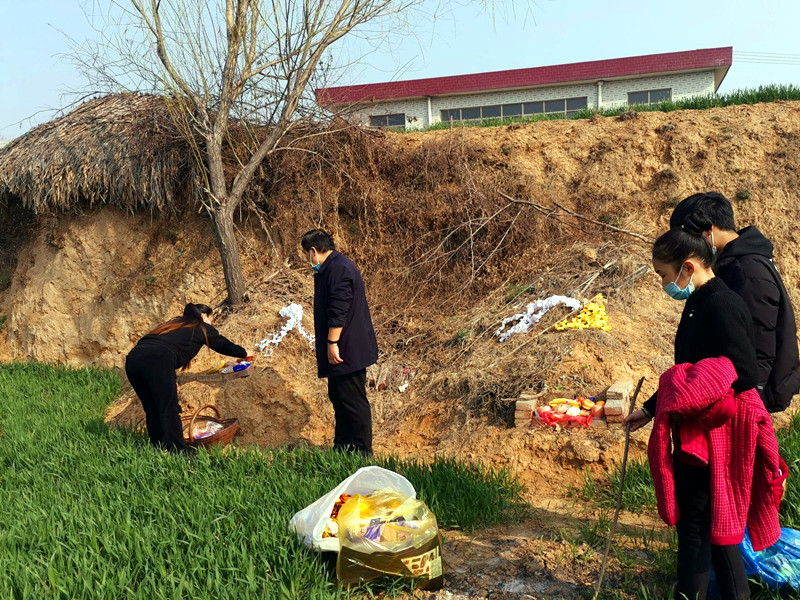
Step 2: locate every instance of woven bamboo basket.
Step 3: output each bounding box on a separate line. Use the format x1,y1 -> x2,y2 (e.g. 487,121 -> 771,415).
181,404 -> 239,448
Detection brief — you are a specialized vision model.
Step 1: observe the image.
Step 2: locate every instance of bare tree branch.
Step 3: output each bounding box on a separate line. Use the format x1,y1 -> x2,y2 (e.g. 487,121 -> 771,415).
498,191 -> 652,244
72,0 -> 441,303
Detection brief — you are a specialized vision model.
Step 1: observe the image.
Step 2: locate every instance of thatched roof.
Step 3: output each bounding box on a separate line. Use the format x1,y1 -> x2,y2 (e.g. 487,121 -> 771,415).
0,93 -> 201,213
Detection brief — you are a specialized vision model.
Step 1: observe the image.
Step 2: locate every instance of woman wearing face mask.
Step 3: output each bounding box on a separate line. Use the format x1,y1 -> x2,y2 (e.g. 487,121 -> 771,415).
624,211 -> 760,600
125,303 -> 253,454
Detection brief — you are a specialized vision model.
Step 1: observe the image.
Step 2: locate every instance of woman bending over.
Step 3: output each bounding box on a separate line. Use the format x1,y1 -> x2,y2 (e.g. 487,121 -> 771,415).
125,303 -> 251,453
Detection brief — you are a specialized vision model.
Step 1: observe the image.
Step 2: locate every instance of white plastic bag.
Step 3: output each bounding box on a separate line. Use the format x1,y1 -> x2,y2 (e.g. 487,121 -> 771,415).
289,466 -> 416,552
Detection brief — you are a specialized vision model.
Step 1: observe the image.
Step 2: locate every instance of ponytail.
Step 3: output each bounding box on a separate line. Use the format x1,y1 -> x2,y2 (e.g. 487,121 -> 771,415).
653,212 -> 714,270
679,209 -> 714,237
148,303 -> 213,370
149,303 -> 213,338
182,303 -> 212,321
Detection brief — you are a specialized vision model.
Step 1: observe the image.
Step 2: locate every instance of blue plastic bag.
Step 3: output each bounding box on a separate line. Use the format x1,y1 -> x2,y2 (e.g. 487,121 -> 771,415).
739,528 -> 800,591
709,528 -> 800,597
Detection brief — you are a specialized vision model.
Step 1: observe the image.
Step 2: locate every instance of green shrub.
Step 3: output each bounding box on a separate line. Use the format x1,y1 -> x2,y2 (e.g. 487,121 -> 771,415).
506,283 -> 533,303
446,328 -> 471,347
599,213 -> 621,227
571,460 -> 656,512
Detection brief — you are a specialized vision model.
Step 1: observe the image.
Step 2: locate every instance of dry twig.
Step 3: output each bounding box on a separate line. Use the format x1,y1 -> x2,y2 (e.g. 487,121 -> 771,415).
498,191 -> 652,244
551,201 -> 652,244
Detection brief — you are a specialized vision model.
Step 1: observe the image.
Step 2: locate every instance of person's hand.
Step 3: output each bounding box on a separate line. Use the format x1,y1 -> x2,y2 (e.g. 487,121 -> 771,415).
327,342 -> 343,365
623,409 -> 651,432
245,352 -> 256,361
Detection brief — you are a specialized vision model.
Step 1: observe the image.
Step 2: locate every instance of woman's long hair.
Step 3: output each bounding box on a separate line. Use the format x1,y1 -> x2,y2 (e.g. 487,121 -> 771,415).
149,303 -> 212,369
653,210 -> 715,270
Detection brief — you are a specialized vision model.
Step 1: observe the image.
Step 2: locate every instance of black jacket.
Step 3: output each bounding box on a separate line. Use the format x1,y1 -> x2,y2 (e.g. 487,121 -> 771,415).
134,323 -> 247,369
643,277 -> 759,415
313,251 -> 378,378
714,226 -> 800,412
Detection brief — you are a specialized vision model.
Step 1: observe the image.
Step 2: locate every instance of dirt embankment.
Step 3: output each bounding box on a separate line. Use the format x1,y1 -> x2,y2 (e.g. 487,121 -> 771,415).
2,101 -> 800,488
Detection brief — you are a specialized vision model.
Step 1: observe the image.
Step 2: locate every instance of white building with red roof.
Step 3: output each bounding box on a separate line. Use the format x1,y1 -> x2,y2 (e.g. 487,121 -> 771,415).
316,47 -> 732,129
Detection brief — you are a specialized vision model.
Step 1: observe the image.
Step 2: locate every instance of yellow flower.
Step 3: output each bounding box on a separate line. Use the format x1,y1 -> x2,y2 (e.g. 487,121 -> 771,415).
554,295 -> 611,332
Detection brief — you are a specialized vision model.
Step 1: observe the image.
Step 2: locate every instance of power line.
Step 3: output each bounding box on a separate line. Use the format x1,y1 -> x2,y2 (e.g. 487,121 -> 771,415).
733,50 -> 800,65
735,57 -> 800,62
735,51 -> 800,59
734,59 -> 800,66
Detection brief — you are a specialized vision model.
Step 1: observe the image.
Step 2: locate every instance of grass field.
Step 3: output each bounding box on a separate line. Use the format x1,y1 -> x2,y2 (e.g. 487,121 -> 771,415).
0,362 -> 529,599
3,361 -> 799,599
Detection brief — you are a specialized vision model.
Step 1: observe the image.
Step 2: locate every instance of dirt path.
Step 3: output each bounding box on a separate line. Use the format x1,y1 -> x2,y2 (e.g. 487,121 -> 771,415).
422,504 -> 669,600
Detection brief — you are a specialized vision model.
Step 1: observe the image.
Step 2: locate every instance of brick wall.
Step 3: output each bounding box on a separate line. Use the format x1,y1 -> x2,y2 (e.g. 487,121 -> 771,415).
430,83 -> 599,123
339,70 -> 717,129
343,98 -> 429,129
601,71 -> 716,108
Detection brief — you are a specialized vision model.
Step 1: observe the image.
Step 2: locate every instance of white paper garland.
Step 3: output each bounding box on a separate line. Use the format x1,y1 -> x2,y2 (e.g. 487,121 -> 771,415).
256,303 -> 315,357
494,295 -> 582,342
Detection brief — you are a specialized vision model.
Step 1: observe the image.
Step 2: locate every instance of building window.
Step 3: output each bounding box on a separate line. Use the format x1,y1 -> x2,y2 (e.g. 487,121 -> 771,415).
566,97 -> 588,116
545,99 -> 565,114
627,89 -> 672,106
441,96 -> 587,123
440,106 -> 503,122
441,109 -> 460,122
369,113 -> 406,128
523,101 -> 544,115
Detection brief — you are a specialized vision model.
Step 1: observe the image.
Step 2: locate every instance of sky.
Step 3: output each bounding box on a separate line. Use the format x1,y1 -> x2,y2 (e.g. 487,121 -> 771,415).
2,0 -> 800,140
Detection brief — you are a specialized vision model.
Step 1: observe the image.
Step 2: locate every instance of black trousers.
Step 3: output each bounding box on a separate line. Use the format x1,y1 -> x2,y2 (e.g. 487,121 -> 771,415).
674,459 -> 750,600
125,346 -> 187,453
327,369 -> 372,455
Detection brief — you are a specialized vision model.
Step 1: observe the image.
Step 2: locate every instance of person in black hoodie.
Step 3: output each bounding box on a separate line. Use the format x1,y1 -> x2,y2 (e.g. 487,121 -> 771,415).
626,215 -> 759,600
670,192 -> 800,413
125,303 -> 251,453
301,229 -> 378,455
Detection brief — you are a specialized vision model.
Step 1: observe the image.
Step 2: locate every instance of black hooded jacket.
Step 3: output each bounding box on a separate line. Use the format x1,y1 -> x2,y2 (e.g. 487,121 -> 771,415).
714,226 -> 800,412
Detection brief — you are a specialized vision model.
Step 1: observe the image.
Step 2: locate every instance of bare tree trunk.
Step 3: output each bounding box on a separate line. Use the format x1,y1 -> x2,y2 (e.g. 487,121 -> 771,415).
210,201 -> 246,305
91,0 -> 427,307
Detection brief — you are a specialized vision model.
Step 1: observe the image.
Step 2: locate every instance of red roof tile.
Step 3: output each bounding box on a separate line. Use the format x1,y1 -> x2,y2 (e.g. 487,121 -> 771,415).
317,47 -> 732,105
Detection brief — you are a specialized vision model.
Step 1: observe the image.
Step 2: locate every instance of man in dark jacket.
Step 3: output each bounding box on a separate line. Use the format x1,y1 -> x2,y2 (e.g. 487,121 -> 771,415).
301,229 -> 378,454
670,192 -> 800,412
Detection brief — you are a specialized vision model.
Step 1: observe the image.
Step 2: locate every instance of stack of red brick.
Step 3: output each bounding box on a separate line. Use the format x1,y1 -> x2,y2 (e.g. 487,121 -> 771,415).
513,379 -> 635,429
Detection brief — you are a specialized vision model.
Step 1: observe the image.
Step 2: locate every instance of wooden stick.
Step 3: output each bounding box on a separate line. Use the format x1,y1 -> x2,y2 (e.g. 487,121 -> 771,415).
592,377 -> 646,600
569,260 -> 616,297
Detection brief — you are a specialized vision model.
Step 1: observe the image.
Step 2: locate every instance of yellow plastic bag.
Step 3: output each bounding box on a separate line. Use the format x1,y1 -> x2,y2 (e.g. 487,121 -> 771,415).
336,488 -> 443,589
